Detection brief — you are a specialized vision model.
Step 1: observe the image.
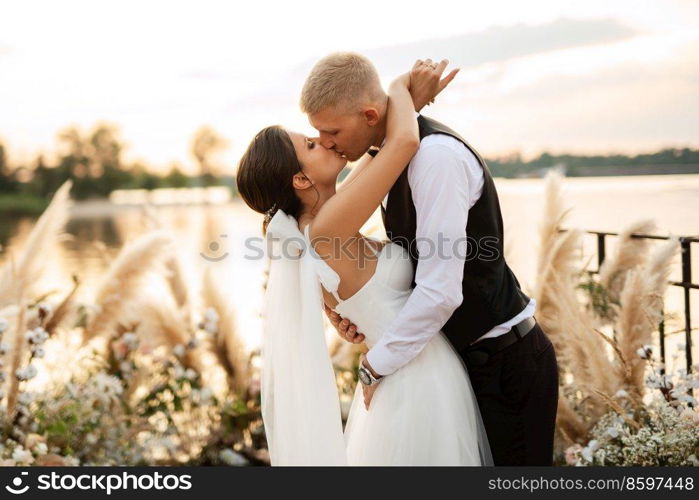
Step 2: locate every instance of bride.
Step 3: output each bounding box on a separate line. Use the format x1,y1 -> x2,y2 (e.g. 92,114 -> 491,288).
236,62 -> 492,466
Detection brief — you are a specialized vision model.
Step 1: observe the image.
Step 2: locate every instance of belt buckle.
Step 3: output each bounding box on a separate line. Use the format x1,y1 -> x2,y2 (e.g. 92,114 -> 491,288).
513,316 -> 535,339
513,325 -> 523,340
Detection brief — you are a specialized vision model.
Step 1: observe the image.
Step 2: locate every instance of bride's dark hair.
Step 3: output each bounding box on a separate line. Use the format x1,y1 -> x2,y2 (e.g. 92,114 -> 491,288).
236,126 -> 305,234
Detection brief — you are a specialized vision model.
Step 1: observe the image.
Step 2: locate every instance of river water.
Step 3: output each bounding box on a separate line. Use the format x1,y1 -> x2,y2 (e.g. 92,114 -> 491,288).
2,174 -> 698,370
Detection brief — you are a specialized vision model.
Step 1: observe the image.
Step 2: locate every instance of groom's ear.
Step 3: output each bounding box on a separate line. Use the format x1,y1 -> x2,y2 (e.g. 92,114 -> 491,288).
363,107 -> 380,126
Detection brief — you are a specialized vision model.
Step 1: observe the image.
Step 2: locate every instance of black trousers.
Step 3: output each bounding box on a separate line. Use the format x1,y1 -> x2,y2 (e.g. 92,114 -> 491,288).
457,321 -> 559,466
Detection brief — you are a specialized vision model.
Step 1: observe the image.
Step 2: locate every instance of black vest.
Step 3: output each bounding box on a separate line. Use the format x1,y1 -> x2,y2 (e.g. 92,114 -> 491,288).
381,115 -> 531,351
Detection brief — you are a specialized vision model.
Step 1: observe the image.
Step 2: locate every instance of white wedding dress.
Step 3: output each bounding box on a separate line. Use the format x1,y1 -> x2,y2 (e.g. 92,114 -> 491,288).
260,209 -> 491,466
303,226 -> 492,466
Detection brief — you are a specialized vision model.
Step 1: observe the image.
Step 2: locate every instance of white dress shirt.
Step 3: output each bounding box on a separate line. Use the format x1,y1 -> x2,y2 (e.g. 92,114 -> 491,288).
366,132 -> 536,377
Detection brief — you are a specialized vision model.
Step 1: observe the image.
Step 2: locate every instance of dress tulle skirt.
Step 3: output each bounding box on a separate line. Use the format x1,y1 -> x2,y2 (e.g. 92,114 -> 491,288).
343,332 -> 489,466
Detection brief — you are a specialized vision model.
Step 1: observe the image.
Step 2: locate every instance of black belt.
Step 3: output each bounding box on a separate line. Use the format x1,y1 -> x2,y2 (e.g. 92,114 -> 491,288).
463,316 -> 537,367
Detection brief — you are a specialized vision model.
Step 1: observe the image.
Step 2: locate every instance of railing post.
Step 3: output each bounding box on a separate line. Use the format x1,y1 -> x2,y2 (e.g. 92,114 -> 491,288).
680,238 -> 693,376
597,233 -> 606,272
659,307 -> 666,375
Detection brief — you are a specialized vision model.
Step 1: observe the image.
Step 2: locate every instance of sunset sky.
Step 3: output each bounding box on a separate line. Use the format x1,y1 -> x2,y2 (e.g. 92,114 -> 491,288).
1,0 -> 698,173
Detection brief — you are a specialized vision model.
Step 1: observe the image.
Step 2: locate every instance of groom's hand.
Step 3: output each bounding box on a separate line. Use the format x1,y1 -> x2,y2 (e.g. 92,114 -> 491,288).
409,58 -> 459,112
324,304 -> 365,344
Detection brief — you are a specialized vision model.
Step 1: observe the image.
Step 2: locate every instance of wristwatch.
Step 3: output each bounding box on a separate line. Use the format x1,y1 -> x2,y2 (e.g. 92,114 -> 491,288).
358,362 -> 382,386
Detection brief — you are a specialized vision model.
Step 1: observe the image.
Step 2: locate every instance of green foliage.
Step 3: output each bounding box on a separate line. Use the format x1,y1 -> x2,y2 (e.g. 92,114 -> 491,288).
578,276 -> 615,320
0,193 -> 50,215
487,147 -> 699,178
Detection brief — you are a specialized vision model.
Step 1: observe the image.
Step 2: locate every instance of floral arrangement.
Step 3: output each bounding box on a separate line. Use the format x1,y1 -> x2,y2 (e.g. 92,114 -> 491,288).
536,171 -> 697,466
0,181 -> 266,466
565,346 -> 699,466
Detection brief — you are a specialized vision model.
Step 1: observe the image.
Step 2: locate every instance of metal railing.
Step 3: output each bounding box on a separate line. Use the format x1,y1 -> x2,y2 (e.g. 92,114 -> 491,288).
571,230 -> 697,374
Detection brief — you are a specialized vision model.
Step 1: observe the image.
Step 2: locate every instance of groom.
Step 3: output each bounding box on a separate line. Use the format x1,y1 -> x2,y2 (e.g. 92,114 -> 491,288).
300,52 -> 559,466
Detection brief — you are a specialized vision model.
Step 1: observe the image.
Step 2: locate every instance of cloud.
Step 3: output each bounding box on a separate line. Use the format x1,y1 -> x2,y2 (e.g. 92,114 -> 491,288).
227,17 -> 642,127
361,17 -> 638,74
429,38 -> 699,155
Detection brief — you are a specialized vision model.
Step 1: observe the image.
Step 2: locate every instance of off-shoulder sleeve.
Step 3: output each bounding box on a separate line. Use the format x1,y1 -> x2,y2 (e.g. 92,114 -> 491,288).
303,224 -> 341,303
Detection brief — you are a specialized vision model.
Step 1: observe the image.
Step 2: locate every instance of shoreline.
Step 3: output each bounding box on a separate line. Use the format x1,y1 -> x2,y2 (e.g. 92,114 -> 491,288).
3,172 -> 699,218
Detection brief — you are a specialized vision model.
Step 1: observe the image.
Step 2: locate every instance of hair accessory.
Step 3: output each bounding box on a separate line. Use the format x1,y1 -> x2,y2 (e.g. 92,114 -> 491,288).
264,203 -> 278,224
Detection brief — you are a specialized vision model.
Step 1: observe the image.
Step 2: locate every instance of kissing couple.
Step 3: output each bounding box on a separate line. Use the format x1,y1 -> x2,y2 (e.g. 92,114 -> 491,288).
236,52 -> 559,466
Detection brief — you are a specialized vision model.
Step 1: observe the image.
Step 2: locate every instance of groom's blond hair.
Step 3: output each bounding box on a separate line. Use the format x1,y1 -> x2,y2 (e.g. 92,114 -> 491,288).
300,52 -> 385,115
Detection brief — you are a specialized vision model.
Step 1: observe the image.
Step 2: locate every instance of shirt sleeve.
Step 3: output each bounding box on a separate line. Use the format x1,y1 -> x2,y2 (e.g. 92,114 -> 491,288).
365,139 -> 472,376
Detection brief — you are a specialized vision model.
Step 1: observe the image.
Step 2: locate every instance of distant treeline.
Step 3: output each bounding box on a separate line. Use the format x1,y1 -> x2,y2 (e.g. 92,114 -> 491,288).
1,123 -> 698,215
0,124 -> 235,214
485,148 -> 699,178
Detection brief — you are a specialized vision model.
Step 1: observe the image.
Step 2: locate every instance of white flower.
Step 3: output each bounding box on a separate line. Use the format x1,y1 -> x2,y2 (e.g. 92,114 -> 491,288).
173,344 -> 185,358
174,365 -> 185,378
646,373 -> 672,389
31,346 -> 45,358
219,448 -> 247,466
37,302 -> 53,317
203,320 -> 218,335
184,368 -> 197,380
676,394 -> 698,406
24,327 -> 48,345
91,372 -> 123,396
0,317 -> 8,334
32,327 -> 48,344
204,307 -> 219,323
17,392 -> 34,406
614,389 -> 629,399
15,365 -> 38,381
637,345 -> 652,359
122,332 -> 139,350
0,342 -> 11,355
12,447 -> 34,464
119,361 -> 132,373
606,427 -> 619,438
35,442 -> 48,455
199,387 -> 213,404
580,439 -> 600,463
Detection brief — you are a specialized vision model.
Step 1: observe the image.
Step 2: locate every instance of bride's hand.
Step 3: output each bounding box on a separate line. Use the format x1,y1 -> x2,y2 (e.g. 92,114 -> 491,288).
409,58 -> 459,112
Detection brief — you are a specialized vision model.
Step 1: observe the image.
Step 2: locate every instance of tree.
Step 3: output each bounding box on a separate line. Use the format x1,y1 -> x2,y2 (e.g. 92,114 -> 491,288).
55,124 -> 126,199
191,126 -> 228,177
163,164 -> 189,188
